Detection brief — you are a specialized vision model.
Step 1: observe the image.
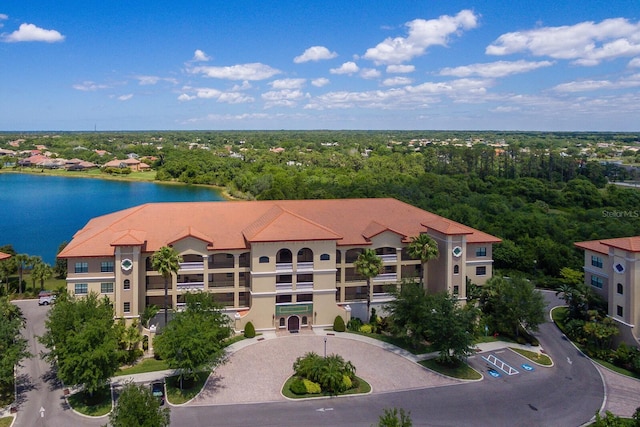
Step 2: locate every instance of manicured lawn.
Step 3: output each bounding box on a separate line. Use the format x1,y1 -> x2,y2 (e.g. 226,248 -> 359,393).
0,417 -> 14,427
165,371 -> 209,405
510,348 -> 552,366
420,359 -> 482,380
281,375 -> 371,399
67,385 -> 112,417
115,358 -> 169,376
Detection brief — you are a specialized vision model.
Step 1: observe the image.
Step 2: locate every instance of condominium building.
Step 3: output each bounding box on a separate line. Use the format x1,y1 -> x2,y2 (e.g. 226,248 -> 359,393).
58,198 -> 500,332
575,236 -> 640,344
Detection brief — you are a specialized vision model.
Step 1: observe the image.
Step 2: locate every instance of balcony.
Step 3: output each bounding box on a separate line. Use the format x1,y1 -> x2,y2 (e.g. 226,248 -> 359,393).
297,262 -> 314,271
177,282 -> 205,291
179,262 -> 204,271
373,273 -> 397,282
209,280 -> 235,288
276,283 -> 293,292
380,254 -> 397,263
296,282 -> 313,291
276,262 -> 293,273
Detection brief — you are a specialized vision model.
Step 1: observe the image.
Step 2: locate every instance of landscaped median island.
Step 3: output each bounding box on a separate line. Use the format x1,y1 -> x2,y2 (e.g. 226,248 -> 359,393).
165,372 -> 210,405
282,352 -> 371,399
510,347 -> 553,366
67,385 -> 113,417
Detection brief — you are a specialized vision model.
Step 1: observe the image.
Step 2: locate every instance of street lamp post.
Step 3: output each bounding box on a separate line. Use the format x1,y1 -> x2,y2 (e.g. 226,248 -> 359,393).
324,337 -> 327,358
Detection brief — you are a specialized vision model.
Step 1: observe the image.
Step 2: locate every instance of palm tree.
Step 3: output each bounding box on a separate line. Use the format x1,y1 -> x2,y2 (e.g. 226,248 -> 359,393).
151,246 -> 182,327
407,234 -> 439,289
354,249 -> 383,320
31,259 -> 53,290
14,254 -> 33,295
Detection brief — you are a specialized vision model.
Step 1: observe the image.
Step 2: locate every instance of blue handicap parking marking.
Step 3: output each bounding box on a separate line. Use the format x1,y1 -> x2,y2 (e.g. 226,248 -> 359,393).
521,364 -> 534,371
488,369 -> 501,378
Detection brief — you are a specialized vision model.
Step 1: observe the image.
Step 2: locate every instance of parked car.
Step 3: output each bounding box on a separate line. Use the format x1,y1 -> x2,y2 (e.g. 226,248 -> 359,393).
151,381 -> 165,406
38,291 -> 55,306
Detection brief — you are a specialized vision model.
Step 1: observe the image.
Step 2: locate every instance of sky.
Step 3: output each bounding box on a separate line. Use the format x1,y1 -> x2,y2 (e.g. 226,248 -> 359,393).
1,1 -> 639,131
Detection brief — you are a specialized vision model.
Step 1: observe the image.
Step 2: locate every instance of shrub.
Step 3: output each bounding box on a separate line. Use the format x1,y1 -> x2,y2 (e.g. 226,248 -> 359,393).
359,324 -> 372,334
303,379 -> 322,394
333,315 -> 346,332
244,321 -> 256,338
347,318 -> 363,331
342,375 -> 352,390
290,378 -> 307,395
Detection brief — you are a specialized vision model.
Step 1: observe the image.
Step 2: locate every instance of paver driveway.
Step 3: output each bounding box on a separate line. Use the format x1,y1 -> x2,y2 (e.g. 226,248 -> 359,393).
190,334 -> 459,406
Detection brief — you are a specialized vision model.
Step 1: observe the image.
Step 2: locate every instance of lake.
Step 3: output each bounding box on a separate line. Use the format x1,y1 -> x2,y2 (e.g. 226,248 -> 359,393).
0,173 -> 225,264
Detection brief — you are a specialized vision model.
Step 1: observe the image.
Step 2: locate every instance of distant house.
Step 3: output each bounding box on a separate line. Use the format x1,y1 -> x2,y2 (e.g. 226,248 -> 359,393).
0,252 -> 10,261
103,158 -> 150,171
94,150 -> 109,157
65,158 -> 96,171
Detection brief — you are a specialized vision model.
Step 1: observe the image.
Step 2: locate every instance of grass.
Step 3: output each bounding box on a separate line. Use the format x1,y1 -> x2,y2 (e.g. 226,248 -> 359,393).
0,417 -> 14,427
510,348 -> 553,366
67,385 -> 112,417
346,331 -> 433,355
165,371 -> 209,405
115,358 -> 169,376
281,375 -> 371,399
420,359 -> 482,380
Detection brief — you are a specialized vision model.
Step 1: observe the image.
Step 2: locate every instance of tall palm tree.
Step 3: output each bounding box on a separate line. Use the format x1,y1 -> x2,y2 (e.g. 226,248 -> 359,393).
14,254 -> 33,295
407,234 -> 439,289
31,259 -> 53,290
151,246 -> 182,327
354,249 -> 383,319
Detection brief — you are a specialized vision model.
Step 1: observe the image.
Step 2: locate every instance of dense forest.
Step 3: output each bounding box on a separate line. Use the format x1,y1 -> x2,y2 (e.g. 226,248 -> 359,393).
2,130 -> 640,284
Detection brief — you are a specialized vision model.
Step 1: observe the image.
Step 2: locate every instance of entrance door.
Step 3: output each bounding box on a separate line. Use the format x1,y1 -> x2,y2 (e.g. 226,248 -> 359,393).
287,315 -> 300,332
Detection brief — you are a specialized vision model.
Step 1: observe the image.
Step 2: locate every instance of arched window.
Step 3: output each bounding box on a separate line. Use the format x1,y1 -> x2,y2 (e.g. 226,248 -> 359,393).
279,317 -> 285,327
617,283 -> 624,295
302,316 -> 308,325
453,265 -> 459,275
320,253 -> 330,261
259,256 -> 269,264
297,248 -> 313,263
123,279 -> 131,290
276,249 -> 292,263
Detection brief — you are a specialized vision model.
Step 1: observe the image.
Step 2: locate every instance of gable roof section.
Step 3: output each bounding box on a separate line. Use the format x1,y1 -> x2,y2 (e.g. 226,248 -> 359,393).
574,240 -> 610,254
0,251 -> 10,261
576,237 -> 640,254
110,229 -> 146,247
58,198 -> 501,258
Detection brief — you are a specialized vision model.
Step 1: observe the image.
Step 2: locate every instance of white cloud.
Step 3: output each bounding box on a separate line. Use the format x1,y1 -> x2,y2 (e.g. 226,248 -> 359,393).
193,49 -> 211,62
262,89 -> 307,107
382,76 -> 413,86
440,60 -> 554,78
630,58 -> 640,68
189,63 -> 280,80
2,23 -> 65,43
293,46 -> 338,63
386,64 -> 415,74
118,94 -> 133,101
553,74 -> 640,92
178,93 -> 196,101
311,77 -> 329,87
486,18 -> 640,66
363,10 -> 478,65
0,14 -> 7,28
270,78 -> 306,89
72,81 -> 109,91
330,61 -> 359,75
134,75 -> 178,85
360,68 -> 381,79
177,86 -> 254,103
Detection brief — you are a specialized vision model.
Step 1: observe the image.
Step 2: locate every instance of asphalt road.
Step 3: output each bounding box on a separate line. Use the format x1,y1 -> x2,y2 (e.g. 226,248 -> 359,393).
11,292 -> 605,426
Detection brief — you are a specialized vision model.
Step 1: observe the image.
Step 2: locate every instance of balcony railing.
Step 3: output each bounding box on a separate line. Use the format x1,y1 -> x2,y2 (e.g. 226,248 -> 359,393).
296,282 -> 313,291
380,254 -> 397,263
276,262 -> 293,272
177,282 -> 205,290
297,262 -> 314,271
373,273 -> 397,282
179,262 -> 204,271
209,280 -> 235,288
276,283 -> 293,292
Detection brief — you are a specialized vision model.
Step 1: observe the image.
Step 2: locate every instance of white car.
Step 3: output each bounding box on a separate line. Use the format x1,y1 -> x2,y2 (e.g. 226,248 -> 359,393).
38,291 -> 55,306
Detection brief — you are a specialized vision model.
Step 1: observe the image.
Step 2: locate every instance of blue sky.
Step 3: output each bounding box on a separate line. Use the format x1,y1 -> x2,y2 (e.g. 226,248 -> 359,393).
1,1 -> 639,131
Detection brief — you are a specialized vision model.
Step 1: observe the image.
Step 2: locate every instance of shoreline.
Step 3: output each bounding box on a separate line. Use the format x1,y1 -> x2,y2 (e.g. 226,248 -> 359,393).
0,168 -> 237,201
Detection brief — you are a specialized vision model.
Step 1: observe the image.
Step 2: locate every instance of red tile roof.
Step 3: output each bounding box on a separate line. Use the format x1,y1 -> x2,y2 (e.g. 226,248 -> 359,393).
575,236 -> 640,254
58,198 -> 501,258
0,252 -> 11,261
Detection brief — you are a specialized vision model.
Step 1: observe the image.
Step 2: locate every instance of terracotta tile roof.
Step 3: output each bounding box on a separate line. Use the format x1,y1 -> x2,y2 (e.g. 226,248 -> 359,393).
575,236 -> 640,254
0,252 -> 11,261
58,198 -> 501,258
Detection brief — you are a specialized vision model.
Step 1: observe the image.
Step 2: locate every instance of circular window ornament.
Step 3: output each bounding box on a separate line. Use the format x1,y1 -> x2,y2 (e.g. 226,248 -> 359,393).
121,259 -> 133,271
615,263 -> 625,274
452,246 -> 462,258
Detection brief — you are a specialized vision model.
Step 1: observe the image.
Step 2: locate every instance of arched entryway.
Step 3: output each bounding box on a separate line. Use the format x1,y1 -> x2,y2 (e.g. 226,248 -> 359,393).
287,315 -> 300,332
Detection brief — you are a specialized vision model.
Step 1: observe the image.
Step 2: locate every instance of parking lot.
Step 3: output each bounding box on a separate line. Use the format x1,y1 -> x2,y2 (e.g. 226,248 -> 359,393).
467,348 -> 551,383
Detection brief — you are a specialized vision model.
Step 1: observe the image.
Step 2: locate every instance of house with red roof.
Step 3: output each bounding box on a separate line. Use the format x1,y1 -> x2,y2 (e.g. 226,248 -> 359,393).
0,252 -> 10,261
58,198 -> 500,333
575,236 -> 640,344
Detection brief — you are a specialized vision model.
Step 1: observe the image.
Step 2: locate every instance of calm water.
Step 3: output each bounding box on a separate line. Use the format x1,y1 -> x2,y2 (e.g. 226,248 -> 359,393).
0,173 -> 225,264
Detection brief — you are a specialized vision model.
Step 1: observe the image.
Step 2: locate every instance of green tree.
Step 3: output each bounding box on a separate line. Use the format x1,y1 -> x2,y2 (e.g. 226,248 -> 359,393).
0,297 -> 30,395
153,292 -> 232,389
0,257 -> 15,295
354,249 -> 383,319
54,241 -> 68,279
141,304 -> 160,328
151,246 -> 182,327
376,408 -> 413,427
14,254 -> 31,294
39,292 -> 120,396
385,281 -> 429,349
480,277 -> 546,339
31,259 -> 53,290
116,319 -> 143,365
426,292 -> 478,365
109,382 -> 170,427
407,234 -> 439,288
